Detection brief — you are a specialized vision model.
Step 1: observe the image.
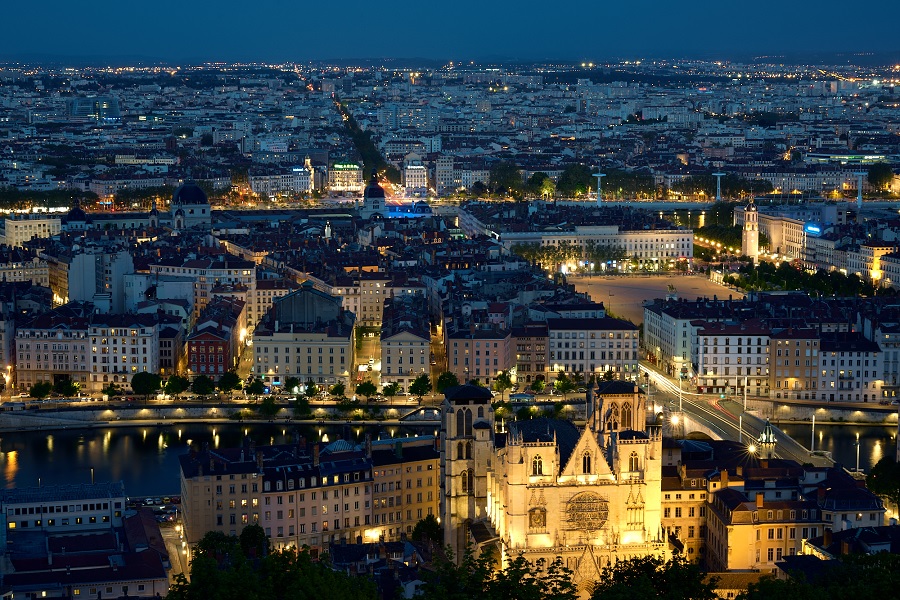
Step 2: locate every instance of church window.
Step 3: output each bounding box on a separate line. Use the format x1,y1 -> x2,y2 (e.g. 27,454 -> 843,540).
460,470 -> 473,495
582,453 -> 591,474
456,409 -> 464,437
465,442 -> 472,460
629,451 -> 639,472
477,406 -> 484,418
621,403 -> 633,430
532,455 -> 543,476
464,409 -> 473,436
456,442 -> 464,460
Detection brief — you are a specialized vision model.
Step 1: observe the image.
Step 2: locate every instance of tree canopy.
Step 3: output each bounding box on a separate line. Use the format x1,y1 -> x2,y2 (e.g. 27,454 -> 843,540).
165,375 -> 190,396
489,161 -> 524,197
166,528 -> 376,600
131,372 -> 162,397
409,373 -> 432,399
591,555 -> 717,600
191,375 -> 216,396
868,162 -> 894,191
217,371 -> 242,392
28,381 -> 53,399
436,371 -> 460,393
867,456 -> 900,510
356,380 -> 377,400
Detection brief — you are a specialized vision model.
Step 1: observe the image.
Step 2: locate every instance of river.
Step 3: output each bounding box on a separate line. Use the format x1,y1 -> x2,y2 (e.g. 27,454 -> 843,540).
0,422 -> 891,496
0,422 -> 439,496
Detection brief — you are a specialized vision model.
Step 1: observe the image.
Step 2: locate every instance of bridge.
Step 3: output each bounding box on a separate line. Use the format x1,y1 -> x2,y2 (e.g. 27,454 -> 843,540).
641,364 -> 833,467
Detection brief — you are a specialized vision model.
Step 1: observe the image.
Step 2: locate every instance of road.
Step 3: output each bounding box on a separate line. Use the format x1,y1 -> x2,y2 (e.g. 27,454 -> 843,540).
641,364 -> 832,467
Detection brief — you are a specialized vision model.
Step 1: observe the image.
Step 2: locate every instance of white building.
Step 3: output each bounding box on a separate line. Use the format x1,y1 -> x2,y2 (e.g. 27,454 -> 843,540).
547,317 -> 640,380
693,322 -> 771,397
818,332 -> 882,403
0,214 -> 62,247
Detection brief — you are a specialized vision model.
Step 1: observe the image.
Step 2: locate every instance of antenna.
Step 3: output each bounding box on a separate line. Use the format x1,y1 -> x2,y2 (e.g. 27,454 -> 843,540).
712,173 -> 726,202
593,171 -> 606,207
853,172 -> 866,212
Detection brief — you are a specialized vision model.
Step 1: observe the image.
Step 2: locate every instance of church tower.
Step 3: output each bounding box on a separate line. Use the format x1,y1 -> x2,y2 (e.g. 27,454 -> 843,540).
440,385 -> 495,560
742,199 -> 759,263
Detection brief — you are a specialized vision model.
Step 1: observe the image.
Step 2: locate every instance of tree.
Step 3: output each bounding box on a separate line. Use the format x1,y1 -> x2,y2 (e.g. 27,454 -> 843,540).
259,396 -> 280,419
409,373 -> 432,399
489,161 -> 524,197
493,370 -> 513,401
191,375 -> 215,396
165,375 -> 190,396
411,514 -> 442,544
554,372 -> 577,400
304,379 -> 319,398
102,384 -> 121,398
556,163 -> 594,197
217,371 -> 242,393
28,381 -> 53,399
356,380 -> 377,400
591,555 -> 717,600
53,378 -> 79,397
246,378 -> 265,396
130,372 -> 161,400
435,371 -> 460,394
867,456 -> 900,510
383,381 -> 401,404
167,529 -> 376,600
868,162 -> 894,191
283,376 -> 300,394
329,382 -> 346,398
530,379 -> 546,394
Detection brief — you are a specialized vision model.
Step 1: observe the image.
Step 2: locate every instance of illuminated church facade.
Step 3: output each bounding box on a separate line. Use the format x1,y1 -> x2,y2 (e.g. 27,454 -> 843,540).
440,382 -> 667,592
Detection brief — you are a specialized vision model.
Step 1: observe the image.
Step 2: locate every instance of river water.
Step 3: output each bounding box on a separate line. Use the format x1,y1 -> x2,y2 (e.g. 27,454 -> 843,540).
0,422 -> 439,496
0,422 -> 891,496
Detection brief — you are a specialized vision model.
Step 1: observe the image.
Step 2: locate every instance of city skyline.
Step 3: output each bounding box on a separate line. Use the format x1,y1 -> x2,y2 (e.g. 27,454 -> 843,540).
3,0 -> 900,64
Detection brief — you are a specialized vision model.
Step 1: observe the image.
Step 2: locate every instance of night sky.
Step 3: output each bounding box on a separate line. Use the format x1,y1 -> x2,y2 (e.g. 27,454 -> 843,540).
2,0 -> 899,63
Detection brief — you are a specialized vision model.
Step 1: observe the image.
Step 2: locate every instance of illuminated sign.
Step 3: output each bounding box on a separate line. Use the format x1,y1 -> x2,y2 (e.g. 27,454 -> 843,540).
804,222 -> 822,236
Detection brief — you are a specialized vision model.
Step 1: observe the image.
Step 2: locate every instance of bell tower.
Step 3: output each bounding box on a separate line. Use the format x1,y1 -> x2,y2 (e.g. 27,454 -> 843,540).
440,384 -> 494,560
742,199 -> 759,263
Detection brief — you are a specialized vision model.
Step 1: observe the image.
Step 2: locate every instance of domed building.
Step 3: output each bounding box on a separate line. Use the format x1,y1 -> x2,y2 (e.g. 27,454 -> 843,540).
358,173 -> 388,220
63,199 -> 92,231
170,180 -> 211,231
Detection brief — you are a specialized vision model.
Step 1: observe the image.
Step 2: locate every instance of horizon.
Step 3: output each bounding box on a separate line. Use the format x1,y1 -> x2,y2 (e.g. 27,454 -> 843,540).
2,0 -> 899,66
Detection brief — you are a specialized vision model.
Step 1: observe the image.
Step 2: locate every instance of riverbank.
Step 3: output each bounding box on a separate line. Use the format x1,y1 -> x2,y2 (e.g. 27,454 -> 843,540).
0,403 -> 442,433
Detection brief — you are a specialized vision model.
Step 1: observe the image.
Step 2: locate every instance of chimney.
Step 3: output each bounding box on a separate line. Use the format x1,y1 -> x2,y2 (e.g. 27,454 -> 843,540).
256,450 -> 264,472
755,492 -> 764,509
313,445 -> 320,467
721,469 -> 729,487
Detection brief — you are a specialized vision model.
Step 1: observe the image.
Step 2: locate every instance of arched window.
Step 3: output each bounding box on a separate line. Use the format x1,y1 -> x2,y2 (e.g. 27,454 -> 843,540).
456,409 -> 464,437
621,403 -> 633,430
465,442 -> 472,460
456,442 -> 464,460
477,406 -> 484,418
464,408 -> 473,436
461,470 -> 473,494
629,451 -> 639,472
582,452 -> 592,474
532,455 -> 543,476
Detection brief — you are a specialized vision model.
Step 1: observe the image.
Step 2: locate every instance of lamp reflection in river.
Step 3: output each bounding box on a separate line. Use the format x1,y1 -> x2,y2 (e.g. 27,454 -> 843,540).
3,449 -> 18,486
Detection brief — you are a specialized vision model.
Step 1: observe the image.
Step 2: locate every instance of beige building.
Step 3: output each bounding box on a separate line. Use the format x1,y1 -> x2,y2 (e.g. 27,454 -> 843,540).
149,255 -> 256,323
442,382 -> 667,595
252,282 -> 355,389
328,163 -> 364,193
0,249 -> 49,287
770,329 -> 820,400
371,438 -> 440,541
0,214 -> 62,247
380,295 -> 430,392
446,326 -> 513,387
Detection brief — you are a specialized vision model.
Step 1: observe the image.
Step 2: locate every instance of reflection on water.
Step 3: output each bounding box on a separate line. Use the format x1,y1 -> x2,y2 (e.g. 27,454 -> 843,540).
780,423 -> 896,471
0,422 -> 433,495
2,421 -> 887,496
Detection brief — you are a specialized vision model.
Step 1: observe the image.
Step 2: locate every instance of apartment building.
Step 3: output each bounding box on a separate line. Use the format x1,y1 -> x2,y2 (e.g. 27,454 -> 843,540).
380,295 -> 430,393
770,329 -> 821,400
511,323 -> 548,384
187,296 -> 247,377
14,303 -> 92,391
150,255 -> 255,322
818,332 -> 882,402
0,214 -> 62,248
547,316 -> 640,380
693,322 -> 770,397
88,313 -> 160,393
445,326 -> 512,387
328,163 -> 364,193
252,282 -> 355,388
370,438 -> 440,542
